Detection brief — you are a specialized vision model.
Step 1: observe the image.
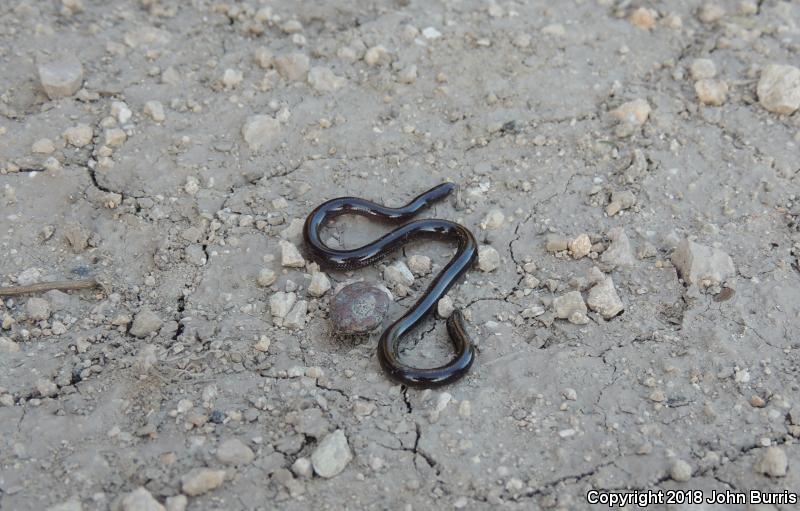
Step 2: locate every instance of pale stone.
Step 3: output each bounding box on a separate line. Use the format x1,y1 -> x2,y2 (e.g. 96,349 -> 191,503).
695,79 -> 728,105
670,460 -> 693,482
104,128 -> 127,147
587,277 -> 624,319
546,234 -> 569,252
754,447 -> 788,477
38,54 -> 83,99
221,68 -> 243,88
437,295 -> 454,318
398,65 -> 417,84
384,261 -> 414,287
364,45 -> 390,66
130,308 -> 162,338
610,99 -> 651,126
284,300 -> 308,330
553,291 -> 586,319
216,438 -> 255,465
670,239 -> 734,286
270,292 -> 297,320
308,67 -> 345,92
568,234 -> 591,259
143,101 -> 165,122
274,53 -> 310,81
254,48 -> 273,69
601,228 -> 636,267
32,138 -> 55,154
120,487 -> 165,511
407,255 -> 432,275
242,115 -> 281,151
64,124 -> 93,147
478,245 -> 500,272
279,240 -> 305,268
757,64 -> 800,115
480,209 -> 504,230
629,7 -> 657,29
690,58 -> 717,80
180,468 -> 226,496
257,268 -> 277,287
26,297 -> 51,321
308,272 -> 331,297
311,430 -> 352,478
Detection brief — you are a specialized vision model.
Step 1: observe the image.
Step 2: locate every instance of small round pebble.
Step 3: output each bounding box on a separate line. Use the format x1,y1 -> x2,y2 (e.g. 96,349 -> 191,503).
670,459 -> 693,482
330,281 -> 390,334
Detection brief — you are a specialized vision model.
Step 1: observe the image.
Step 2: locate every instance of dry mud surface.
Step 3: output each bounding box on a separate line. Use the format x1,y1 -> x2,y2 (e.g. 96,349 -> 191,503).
1,1 -> 800,510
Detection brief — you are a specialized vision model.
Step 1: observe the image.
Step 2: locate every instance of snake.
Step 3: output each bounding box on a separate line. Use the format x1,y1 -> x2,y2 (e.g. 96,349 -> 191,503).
303,182 -> 477,387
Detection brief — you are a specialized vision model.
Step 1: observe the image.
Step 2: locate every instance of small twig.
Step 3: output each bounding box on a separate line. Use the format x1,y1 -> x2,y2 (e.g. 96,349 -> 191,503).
0,279 -> 99,297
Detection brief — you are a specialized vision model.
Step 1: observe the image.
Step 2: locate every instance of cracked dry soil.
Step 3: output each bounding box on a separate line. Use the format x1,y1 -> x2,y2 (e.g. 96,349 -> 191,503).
1,1 -> 800,510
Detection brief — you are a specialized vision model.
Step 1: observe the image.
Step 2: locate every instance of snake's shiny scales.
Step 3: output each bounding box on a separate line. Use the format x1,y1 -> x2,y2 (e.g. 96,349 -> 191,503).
303,183 -> 477,387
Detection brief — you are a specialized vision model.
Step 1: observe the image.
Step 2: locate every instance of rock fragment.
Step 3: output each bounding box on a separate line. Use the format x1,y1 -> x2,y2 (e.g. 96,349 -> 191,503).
670,459 -> 693,482
670,239 -> 734,286
587,277 -> 624,319
284,300 -> 307,330
545,235 -> 569,253
64,124 -> 93,147
610,99 -> 651,127
437,296 -> 454,318
120,487 -> 165,511
242,115 -> 281,151
695,79 -> 728,105
279,240 -> 305,268
221,68 -> 243,88
690,58 -> 717,80
216,438 -> 255,466
553,291 -> 587,320
311,430 -> 352,478
606,190 -> 636,216
757,64 -> 800,115
46,500 -> 83,511
568,234 -> 591,260
754,447 -> 788,477
180,468 -> 226,496
364,45 -> 390,66
629,7 -> 657,29
407,255 -> 431,275
26,297 -> 51,321
308,272 -> 331,297
308,67 -> 345,92
32,138 -> 55,154
257,268 -> 277,287
480,209 -> 504,230
330,282 -> 389,334
601,228 -> 635,267
143,101 -> 165,122
165,496 -> 187,511
130,308 -> 162,338
38,54 -> 84,99
478,245 -> 500,272
274,53 -> 310,81
697,3 -> 725,24
384,261 -> 414,287
270,292 -> 297,321
104,128 -> 127,147
291,457 -> 313,478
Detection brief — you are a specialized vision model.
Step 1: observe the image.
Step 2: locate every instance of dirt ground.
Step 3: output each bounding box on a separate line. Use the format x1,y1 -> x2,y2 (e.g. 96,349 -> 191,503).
2,0 -> 800,510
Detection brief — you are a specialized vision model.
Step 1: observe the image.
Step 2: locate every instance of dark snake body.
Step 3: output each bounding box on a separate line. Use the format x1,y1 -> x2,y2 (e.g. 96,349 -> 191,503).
303,183 -> 477,387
